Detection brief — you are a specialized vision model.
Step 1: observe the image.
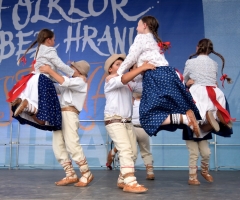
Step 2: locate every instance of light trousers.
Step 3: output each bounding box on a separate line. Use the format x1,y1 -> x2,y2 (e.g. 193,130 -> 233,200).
133,126 -> 153,165
53,111 -> 85,164
185,140 -> 211,167
105,121 -> 137,175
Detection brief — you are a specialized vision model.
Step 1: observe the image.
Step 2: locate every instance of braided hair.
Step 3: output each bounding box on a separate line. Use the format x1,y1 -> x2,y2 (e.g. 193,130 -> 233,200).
17,29 -> 54,65
141,16 -> 170,51
189,38 -> 232,84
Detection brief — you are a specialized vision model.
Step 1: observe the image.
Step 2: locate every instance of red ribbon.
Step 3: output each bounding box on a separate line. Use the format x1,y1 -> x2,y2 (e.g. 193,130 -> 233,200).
158,41 -> 171,54
220,74 -> 227,88
206,86 -> 235,124
31,59 -> 36,71
6,73 -> 34,102
20,56 -> 27,65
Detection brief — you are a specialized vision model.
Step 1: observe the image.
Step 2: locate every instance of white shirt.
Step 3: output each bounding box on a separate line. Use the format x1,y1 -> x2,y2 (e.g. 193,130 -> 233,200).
104,76 -> 142,119
55,76 -> 87,111
34,44 -> 74,78
117,33 -> 169,75
183,55 -> 218,86
132,99 -> 140,125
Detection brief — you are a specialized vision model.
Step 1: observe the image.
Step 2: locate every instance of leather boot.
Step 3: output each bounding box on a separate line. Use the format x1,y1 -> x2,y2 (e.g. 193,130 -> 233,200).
217,110 -> 232,129
146,165 -> 155,180
185,110 -> 200,137
14,99 -> 38,117
11,98 -> 22,106
55,160 -> 78,186
106,147 -> 118,170
117,172 -> 125,189
74,158 -> 94,187
188,166 -> 200,185
206,111 -> 220,132
122,172 -> 148,193
201,162 -> 213,182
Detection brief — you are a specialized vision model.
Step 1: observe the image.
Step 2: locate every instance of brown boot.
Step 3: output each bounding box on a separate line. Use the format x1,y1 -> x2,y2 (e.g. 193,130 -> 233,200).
11,98 -> 22,106
106,147 -> 118,170
14,99 -> 28,116
188,166 -> 200,185
146,165 -> 155,180
117,172 -> 125,189
122,172 -> 148,193
74,158 -> 94,187
201,162 -> 213,182
186,110 -> 200,138
55,160 -> 78,186
217,110 -> 232,129
206,111 -> 220,132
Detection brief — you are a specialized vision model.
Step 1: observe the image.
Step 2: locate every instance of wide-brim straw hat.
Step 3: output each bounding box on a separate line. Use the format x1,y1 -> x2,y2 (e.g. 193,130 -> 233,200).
71,60 -> 90,77
104,54 -> 126,74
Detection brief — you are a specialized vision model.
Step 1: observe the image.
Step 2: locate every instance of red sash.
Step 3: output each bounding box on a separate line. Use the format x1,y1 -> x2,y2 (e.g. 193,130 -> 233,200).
6,73 -> 34,102
206,86 -> 235,123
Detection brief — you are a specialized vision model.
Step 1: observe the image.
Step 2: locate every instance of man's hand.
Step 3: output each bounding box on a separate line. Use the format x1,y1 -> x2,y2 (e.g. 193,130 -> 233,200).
140,61 -> 156,72
186,79 -> 195,87
39,65 -> 51,74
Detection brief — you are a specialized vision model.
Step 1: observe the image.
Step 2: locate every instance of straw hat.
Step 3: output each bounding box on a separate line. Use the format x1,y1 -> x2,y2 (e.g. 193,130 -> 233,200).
104,54 -> 126,74
71,60 -> 90,77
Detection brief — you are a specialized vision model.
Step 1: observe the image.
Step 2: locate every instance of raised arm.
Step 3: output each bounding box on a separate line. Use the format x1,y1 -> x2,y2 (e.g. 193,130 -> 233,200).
47,48 -> 74,77
121,62 -> 155,84
117,34 -> 144,75
39,65 -> 65,84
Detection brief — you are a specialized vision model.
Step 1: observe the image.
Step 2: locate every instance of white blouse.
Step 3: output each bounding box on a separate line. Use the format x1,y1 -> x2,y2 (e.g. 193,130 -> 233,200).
55,76 -> 87,112
104,76 -> 142,119
131,99 -> 140,125
117,33 -> 169,75
34,44 -> 74,78
183,55 -> 218,86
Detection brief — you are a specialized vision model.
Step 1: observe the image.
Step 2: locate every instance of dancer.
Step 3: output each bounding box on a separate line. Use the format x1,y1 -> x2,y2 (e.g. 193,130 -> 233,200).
7,29 -> 75,131
183,38 -> 234,132
39,61 -> 93,187
104,54 -> 154,193
108,15 -> 201,137
107,64 -> 155,180
182,38 -> 234,185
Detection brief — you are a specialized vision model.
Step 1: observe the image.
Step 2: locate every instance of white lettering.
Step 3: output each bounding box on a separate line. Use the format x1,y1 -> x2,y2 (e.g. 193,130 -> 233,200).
111,0 -> 151,23
88,0 -> 108,17
82,25 -> 108,56
12,0 -> 32,30
64,23 -> 83,53
97,25 -> 114,55
0,0 -> 9,29
0,31 -> 15,63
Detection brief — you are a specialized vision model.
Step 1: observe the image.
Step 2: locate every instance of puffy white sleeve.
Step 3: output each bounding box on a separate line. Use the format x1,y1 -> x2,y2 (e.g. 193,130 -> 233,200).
46,48 -> 74,77
117,34 -> 144,75
183,60 -> 191,83
60,76 -> 86,92
104,75 -> 124,93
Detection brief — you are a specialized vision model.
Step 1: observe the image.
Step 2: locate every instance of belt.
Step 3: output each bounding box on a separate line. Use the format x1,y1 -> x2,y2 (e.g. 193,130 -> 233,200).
61,106 -> 80,115
105,119 -> 131,126
133,124 -> 142,128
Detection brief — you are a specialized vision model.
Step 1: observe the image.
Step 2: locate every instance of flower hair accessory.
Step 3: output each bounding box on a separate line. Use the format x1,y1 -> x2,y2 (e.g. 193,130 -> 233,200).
220,74 -> 228,88
158,41 -> 171,53
17,56 -> 27,66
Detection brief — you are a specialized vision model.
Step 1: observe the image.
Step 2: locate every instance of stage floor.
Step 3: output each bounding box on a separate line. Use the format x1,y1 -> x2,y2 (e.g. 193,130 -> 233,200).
0,169 -> 239,200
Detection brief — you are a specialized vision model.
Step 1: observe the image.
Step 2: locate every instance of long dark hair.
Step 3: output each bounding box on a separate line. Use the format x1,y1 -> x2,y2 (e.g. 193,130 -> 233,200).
189,38 -> 231,84
17,29 -> 54,64
141,16 -> 170,51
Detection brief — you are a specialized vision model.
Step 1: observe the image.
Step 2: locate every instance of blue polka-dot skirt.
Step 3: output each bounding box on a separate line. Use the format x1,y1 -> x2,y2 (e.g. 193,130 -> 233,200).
139,66 -> 201,136
12,74 -> 62,131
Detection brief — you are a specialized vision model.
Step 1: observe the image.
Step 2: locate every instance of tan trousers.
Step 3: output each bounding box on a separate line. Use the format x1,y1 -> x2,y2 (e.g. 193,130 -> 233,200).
53,111 -> 85,164
105,120 -> 137,175
133,126 -> 153,165
185,140 -> 211,166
